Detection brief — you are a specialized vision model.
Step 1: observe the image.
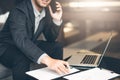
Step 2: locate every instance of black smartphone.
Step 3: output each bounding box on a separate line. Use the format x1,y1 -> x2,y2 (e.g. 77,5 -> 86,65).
50,0 -> 56,13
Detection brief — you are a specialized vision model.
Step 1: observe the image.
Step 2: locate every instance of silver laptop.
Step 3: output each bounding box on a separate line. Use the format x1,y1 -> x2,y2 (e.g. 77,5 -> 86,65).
67,32 -> 113,68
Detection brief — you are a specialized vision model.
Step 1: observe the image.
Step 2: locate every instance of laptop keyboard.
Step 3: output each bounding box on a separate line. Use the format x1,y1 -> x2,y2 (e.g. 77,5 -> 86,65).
80,55 -> 97,64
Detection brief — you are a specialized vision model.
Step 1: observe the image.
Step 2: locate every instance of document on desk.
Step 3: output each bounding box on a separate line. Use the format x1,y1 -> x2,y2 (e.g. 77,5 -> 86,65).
26,67 -> 79,80
64,68 -> 119,80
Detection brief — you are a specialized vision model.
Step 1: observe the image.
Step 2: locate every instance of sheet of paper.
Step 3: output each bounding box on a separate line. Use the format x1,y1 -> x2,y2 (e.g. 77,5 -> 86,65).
64,68 -> 119,80
26,67 -> 79,80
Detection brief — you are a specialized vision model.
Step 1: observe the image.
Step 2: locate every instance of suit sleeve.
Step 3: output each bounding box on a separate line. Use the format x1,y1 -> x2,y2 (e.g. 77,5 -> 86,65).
43,14 -> 62,42
9,9 -> 44,63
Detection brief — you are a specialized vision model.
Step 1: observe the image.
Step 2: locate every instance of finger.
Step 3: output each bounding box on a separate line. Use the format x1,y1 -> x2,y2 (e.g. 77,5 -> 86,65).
59,65 -> 70,74
64,62 -> 70,70
53,61 -> 66,74
48,5 -> 53,15
55,67 -> 63,75
56,2 -> 62,10
56,7 -> 62,12
56,2 -> 61,7
58,62 -> 70,74
63,62 -> 70,73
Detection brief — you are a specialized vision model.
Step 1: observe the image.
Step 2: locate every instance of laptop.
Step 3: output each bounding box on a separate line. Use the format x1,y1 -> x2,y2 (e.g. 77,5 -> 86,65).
67,32 -> 113,69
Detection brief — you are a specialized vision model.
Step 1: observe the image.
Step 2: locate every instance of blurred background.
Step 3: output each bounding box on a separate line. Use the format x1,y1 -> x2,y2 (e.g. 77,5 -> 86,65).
0,0 -> 120,59
0,0 -> 120,80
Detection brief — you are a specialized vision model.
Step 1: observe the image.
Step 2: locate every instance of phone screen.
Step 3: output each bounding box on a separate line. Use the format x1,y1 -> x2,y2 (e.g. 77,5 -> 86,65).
50,0 -> 56,13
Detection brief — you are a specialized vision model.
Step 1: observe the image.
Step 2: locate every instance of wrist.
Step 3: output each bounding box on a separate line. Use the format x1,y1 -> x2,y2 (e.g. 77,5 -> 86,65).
41,55 -> 52,66
53,19 -> 62,26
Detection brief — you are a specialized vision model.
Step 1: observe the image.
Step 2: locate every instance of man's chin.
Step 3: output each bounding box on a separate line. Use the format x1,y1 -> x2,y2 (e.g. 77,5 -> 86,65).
43,5 -> 47,7
40,4 -> 48,7
37,4 -> 47,8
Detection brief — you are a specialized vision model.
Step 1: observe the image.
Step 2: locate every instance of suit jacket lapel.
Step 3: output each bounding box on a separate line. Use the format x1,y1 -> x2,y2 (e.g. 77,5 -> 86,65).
33,18 -> 45,40
27,0 -> 35,33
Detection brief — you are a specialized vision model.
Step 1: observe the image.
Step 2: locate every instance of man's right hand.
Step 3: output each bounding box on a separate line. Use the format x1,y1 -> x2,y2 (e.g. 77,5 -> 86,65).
41,55 -> 70,74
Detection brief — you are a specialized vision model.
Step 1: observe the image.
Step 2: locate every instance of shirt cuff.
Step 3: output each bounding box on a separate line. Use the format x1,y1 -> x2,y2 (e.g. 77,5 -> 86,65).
37,53 -> 48,64
53,19 -> 62,26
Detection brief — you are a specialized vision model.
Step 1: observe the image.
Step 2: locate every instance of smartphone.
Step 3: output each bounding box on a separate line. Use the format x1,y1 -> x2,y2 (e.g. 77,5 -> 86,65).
50,0 -> 56,13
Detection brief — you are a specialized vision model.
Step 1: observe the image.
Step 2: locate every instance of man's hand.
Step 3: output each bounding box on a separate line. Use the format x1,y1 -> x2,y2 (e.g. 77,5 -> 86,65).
48,1 -> 63,21
41,55 -> 70,74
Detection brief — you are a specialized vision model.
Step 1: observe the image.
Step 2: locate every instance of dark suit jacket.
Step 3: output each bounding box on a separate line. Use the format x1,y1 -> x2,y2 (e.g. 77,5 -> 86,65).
0,0 -> 61,63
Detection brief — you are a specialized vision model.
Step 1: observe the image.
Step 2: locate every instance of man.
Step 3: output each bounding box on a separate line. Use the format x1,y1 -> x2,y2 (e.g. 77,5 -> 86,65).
0,0 -> 70,80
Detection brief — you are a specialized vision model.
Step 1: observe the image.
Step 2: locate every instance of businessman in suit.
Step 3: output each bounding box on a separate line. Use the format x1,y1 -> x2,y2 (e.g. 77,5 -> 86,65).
0,0 -> 70,80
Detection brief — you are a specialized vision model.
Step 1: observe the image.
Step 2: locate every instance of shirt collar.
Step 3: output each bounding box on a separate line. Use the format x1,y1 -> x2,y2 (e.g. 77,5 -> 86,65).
31,0 -> 45,18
